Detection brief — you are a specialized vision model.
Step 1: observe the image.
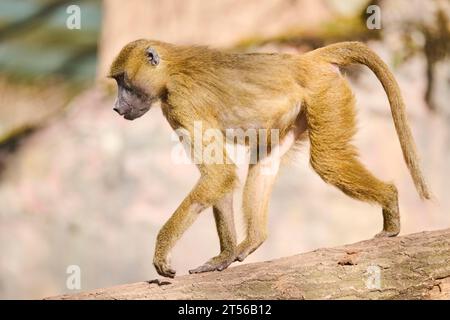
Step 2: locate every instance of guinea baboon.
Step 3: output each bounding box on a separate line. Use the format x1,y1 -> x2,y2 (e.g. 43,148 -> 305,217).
109,40 -> 430,278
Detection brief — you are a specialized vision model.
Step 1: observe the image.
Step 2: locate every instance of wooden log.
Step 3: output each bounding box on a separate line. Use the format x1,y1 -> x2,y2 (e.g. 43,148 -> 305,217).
49,228 -> 450,300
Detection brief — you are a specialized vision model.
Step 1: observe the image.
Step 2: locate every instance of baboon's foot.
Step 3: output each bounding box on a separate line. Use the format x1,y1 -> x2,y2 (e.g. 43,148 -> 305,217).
374,230 -> 400,238
376,198 -> 400,239
189,251 -> 236,274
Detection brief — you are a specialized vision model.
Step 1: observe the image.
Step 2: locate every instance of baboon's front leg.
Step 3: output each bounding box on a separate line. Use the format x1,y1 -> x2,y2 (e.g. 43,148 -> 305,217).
236,114 -> 305,262
236,160 -> 280,262
153,196 -> 206,278
153,164 -> 237,278
189,192 -> 237,274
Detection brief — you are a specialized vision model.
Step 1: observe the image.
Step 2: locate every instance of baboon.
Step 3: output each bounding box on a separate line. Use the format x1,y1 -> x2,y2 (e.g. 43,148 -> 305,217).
109,39 -> 430,278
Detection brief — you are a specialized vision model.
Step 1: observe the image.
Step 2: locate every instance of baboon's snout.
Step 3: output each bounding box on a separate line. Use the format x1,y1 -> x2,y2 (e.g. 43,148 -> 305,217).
113,99 -> 130,116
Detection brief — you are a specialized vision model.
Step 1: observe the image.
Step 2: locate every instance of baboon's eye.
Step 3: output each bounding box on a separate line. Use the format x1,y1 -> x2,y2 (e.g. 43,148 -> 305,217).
145,47 -> 160,66
118,74 -> 132,91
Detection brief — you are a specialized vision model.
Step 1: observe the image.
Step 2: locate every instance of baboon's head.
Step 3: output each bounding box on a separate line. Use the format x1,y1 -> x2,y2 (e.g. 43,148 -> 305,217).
108,39 -> 168,120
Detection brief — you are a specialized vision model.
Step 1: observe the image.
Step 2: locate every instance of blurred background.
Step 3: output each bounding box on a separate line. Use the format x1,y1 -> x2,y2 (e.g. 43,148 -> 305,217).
0,0 -> 449,299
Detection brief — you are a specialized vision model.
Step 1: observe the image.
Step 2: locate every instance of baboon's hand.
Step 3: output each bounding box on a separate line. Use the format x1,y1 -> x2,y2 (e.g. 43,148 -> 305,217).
153,257 -> 176,278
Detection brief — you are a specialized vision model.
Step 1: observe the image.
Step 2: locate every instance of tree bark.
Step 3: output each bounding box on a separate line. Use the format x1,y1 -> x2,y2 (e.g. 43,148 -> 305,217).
49,228 -> 450,300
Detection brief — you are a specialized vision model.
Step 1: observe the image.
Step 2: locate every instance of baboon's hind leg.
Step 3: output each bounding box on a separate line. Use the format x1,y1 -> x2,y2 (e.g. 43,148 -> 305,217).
306,79 -> 400,237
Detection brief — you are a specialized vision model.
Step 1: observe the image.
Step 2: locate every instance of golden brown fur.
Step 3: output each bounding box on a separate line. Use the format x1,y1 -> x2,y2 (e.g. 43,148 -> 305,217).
109,39 -> 430,278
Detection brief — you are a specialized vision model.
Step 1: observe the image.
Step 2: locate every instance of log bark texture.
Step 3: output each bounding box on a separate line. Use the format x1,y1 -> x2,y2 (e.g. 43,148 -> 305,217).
50,229 -> 450,300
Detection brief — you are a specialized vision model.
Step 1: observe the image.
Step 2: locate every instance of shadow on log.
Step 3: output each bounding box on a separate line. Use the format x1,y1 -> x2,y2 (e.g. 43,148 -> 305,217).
49,229 -> 450,300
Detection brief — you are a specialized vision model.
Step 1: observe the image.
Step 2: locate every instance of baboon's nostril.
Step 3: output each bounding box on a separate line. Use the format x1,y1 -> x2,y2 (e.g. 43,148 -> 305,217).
113,107 -> 121,114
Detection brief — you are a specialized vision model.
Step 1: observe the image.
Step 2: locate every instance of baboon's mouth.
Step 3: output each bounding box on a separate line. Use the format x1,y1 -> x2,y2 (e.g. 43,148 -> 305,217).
123,114 -> 135,120
123,111 -> 140,120
122,107 -> 151,120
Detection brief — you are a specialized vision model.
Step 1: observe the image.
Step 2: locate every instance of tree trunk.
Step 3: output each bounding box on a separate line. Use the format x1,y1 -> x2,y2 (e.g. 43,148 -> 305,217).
49,228 -> 450,300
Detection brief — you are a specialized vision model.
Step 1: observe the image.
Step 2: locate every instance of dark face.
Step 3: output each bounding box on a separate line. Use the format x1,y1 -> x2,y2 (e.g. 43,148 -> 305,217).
112,75 -> 153,120
111,46 -> 162,120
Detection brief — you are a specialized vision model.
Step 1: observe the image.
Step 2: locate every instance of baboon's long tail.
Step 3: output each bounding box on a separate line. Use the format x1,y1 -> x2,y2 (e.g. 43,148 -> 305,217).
310,41 -> 431,200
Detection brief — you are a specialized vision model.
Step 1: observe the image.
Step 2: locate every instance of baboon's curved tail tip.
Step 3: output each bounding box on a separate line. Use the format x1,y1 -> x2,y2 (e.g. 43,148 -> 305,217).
408,156 -> 431,200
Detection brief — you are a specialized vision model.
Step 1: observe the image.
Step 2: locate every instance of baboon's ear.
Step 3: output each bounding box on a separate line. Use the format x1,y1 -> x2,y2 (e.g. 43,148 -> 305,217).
145,47 -> 160,66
